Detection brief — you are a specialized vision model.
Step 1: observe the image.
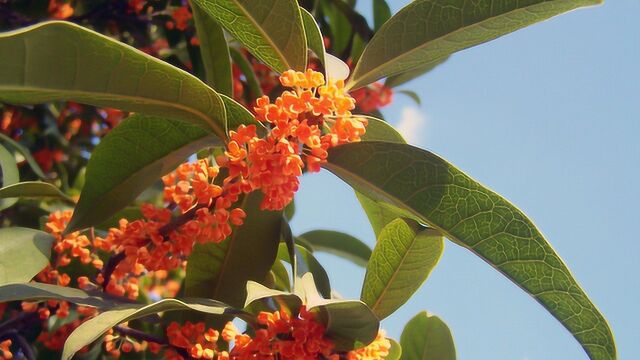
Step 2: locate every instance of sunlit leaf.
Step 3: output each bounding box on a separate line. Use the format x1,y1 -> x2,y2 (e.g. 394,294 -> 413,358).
67,114 -> 219,232
325,141 -> 616,360
0,21 -> 227,137
0,282 -> 115,308
388,338 -> 402,360
400,311 -> 455,360
361,219 -> 443,319
348,0 -> 602,89
277,243 -> 331,299
385,58 -> 449,88
192,0 -> 307,72
62,298 -> 230,360
0,227 -> 54,284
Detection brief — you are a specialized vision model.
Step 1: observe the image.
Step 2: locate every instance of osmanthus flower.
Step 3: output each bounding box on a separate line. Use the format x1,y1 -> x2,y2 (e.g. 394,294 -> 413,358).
350,82 -> 394,113
158,274 -> 390,360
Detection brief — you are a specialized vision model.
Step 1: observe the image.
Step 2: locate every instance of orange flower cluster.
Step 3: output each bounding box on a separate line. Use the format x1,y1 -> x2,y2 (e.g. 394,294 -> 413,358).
0,340 -> 12,359
163,307 -> 389,360
48,0 -> 74,19
95,159 -> 247,283
221,69 -> 368,210
350,82 -> 393,113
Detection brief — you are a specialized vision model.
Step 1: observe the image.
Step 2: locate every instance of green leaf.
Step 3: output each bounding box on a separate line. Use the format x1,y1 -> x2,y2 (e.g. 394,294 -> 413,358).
360,115 -> 406,144
0,227 -> 54,284
300,7 -> 326,66
358,116 -> 406,237
388,338 -> 402,360
244,280 -> 301,315
385,58 -> 449,88
398,90 -> 421,106
67,114 -> 218,232
348,0 -> 602,89
270,259 -> 291,291
0,283 -> 115,308
298,273 -> 379,350
192,0 -> 307,72
281,220 -> 297,288
321,1 -> 352,56
356,192 -> 399,238
184,192 -> 283,308
361,219 -> 443,319
192,1 -> 233,97
220,93 -> 264,135
325,141 -> 616,360
298,230 -> 371,267
0,143 -> 19,211
400,311 -> 455,360
230,47 -> 263,99
0,133 -> 47,179
0,181 -> 75,205
62,298 -> 230,360
373,0 -> 392,31
0,21 -> 226,137
277,243 -> 331,299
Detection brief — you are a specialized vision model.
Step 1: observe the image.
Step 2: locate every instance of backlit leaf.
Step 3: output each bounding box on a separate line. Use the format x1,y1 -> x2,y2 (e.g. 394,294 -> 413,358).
400,311 -> 455,360
0,227 -> 54,284
298,230 -> 371,267
0,181 -> 75,205
325,141 -> 616,360
0,143 -> 19,211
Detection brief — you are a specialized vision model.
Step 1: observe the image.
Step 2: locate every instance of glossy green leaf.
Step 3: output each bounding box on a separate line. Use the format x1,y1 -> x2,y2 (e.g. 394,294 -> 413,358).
0,227 -> 54,284
192,1 -> 233,96
281,220 -> 298,287
298,230 -> 371,267
385,58 -> 449,88
348,0 -> 602,89
0,181 -> 75,205
185,192 -> 282,308
192,0 -> 307,72
300,7 -> 326,66
298,273 -> 379,350
62,298 -> 230,360
361,219 -> 443,319
67,114 -> 219,232
244,280 -> 301,315
400,311 -> 455,360
373,0 -> 392,31
0,133 -> 47,179
358,116 -> 406,237
388,338 -> 402,360
0,21 -> 227,137
0,143 -> 19,211
0,282 -> 115,308
325,141 -> 616,360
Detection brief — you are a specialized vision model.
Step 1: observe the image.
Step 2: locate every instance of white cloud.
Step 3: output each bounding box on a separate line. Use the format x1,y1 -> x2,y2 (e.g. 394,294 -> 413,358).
395,106 -> 428,144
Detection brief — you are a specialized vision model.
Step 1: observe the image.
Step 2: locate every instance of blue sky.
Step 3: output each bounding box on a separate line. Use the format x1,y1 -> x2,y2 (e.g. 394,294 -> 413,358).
291,1 -> 639,359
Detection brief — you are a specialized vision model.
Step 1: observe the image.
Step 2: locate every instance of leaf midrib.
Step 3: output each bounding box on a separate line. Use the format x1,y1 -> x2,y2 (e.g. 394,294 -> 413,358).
230,0 -> 291,71
370,224 -> 418,314
348,0 -> 598,88
0,86 -> 225,139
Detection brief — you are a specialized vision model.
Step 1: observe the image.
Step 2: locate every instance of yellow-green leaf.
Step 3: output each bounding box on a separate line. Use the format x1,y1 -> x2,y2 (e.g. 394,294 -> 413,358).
0,227 -> 54,284
361,219 -> 443,319
0,181 -> 75,205
400,311 -> 456,360
192,0 -> 307,72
